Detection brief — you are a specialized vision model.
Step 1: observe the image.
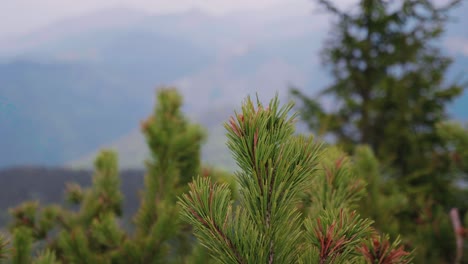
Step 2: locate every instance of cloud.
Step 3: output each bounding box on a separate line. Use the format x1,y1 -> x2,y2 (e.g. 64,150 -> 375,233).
1,0 -> 363,39
445,37 -> 468,57
0,0 -> 310,37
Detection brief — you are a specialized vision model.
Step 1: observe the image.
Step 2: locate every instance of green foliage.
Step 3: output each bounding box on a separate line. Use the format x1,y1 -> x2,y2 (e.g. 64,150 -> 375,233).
307,146 -> 366,213
201,167 -> 238,200
64,183 -> 84,205
134,88 -> 204,234
57,228 -> 96,264
291,0 -> 467,262
12,227 -> 32,264
33,250 -> 60,264
179,95 -> 411,264
5,87 -> 235,263
56,150 -> 124,263
292,0 -> 465,185
436,121 -> 468,179
3,88 -> 416,263
354,146 -> 407,236
358,234 -> 412,264
6,150 -> 123,263
0,87 -> 242,264
302,209 -> 373,263
0,232 -> 9,262
9,152 -> 122,245
119,87 -> 207,263
301,145 -> 374,263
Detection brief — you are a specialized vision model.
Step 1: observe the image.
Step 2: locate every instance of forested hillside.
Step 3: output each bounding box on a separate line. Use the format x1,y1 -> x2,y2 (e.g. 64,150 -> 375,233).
0,167 -> 145,227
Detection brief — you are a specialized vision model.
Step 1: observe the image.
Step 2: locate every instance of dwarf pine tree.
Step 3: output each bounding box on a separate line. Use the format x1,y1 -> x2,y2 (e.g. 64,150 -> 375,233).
179,95 -> 412,264
7,150 -> 123,263
56,150 -> 124,263
116,87 -> 207,263
4,87 -> 236,264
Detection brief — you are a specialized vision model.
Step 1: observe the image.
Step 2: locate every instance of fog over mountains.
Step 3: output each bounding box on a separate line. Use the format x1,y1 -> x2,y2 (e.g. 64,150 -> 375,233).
0,4 -> 467,170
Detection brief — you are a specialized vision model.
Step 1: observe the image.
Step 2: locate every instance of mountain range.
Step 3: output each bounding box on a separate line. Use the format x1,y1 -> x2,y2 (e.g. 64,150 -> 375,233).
0,4 -> 467,170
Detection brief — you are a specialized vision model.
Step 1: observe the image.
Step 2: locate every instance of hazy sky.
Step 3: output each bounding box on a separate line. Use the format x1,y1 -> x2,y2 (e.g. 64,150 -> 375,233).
1,0 -> 318,37
1,0 -> 466,53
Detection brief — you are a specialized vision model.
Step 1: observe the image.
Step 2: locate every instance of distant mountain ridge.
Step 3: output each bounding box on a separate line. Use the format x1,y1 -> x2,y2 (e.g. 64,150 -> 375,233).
68,105 -> 238,171
0,5 -> 466,169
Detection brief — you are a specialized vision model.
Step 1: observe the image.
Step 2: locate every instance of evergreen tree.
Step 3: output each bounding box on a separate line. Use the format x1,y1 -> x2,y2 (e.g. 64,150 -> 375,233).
436,121 -> 468,181
292,0 -> 464,189
5,87 -> 235,263
354,145 -> 407,237
179,95 -> 411,263
116,87 -> 206,263
291,0 -> 467,261
7,150 -> 123,263
56,150 -> 124,263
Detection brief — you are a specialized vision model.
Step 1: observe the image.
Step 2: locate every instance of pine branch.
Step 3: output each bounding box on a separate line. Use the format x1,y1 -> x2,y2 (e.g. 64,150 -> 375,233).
179,177 -> 253,264
32,250 -> 60,264
12,227 -> 33,264
181,95 -> 331,263
358,234 -> 412,264
0,233 -> 9,261
304,209 -> 373,263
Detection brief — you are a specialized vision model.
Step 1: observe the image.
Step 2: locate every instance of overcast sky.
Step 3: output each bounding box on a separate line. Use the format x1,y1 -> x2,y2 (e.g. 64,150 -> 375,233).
1,0 -> 466,54
1,0 -> 318,38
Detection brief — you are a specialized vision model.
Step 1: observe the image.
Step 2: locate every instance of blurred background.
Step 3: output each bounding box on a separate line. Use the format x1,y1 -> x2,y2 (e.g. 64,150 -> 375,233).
1,0 -> 466,171
0,0 -> 468,262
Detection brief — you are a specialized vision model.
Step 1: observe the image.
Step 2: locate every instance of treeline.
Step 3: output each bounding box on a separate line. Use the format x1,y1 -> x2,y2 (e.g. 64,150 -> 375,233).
0,89 -> 237,263
0,167 -> 145,228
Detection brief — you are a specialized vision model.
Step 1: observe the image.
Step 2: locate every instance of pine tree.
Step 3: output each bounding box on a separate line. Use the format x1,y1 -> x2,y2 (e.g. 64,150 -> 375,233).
5,87 -> 235,263
113,87 -> 206,263
56,150 -> 124,263
7,150 -> 123,263
179,95 -> 412,263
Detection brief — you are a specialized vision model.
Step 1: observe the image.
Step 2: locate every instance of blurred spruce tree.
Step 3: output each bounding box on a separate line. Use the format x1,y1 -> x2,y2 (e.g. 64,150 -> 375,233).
353,145 -> 407,237
291,0 -> 468,262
